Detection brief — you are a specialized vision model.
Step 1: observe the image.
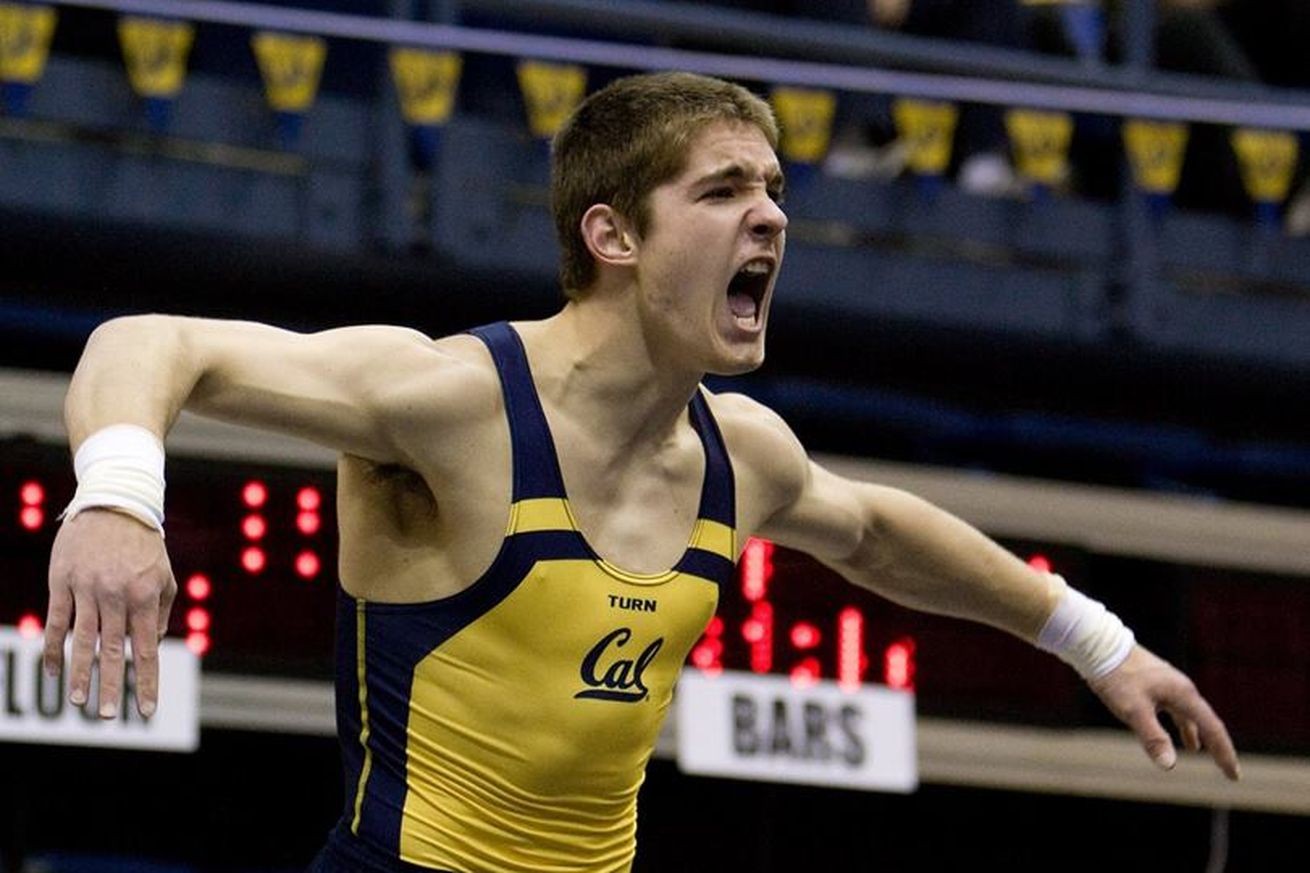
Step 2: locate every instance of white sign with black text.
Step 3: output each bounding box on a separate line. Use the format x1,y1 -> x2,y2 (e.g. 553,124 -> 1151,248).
0,626 -> 199,752
675,670 -> 916,792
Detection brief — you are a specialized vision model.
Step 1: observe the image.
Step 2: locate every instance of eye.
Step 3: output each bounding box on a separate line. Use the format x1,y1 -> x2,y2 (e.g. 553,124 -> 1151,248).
768,188 -> 786,205
702,186 -> 734,200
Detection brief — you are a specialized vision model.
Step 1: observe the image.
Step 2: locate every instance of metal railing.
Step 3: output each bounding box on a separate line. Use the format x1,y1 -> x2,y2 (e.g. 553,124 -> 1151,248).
54,0 -> 1310,128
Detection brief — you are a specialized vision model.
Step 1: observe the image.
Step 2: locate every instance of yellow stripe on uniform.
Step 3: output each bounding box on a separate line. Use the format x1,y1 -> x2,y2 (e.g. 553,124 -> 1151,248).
510,497 -> 575,534
351,600 -> 373,834
689,518 -> 735,560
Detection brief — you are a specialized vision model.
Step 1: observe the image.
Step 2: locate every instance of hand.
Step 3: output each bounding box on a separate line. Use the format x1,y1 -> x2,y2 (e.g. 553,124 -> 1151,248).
1089,645 -> 1240,780
43,509 -> 177,719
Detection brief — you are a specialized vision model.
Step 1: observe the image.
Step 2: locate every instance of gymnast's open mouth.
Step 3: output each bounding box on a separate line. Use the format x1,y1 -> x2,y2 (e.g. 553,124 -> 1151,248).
726,257 -> 774,325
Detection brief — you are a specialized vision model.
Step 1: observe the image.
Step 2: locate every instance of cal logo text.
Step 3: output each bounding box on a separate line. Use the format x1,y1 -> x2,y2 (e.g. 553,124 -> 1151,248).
575,628 -> 663,703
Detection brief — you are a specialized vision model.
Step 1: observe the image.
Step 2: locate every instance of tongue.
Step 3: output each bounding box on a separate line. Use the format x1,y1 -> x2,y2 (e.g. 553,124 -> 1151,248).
728,292 -> 758,320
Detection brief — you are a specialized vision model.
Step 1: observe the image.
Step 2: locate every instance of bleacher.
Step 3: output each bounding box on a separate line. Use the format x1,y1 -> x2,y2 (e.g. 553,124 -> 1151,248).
4,0 -> 1310,504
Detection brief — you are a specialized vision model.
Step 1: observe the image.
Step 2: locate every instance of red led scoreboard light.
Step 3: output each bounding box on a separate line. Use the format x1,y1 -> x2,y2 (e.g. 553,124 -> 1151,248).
4,443 -> 1309,754
0,451 -> 977,693
5,457 -> 346,674
696,538 -> 907,692
18,478 -> 46,531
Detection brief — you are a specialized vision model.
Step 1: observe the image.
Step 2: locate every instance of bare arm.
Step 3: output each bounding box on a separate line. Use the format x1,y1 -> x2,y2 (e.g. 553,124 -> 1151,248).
47,314 -> 445,719
721,394 -> 1239,780
64,313 -> 439,459
771,470 -> 1063,638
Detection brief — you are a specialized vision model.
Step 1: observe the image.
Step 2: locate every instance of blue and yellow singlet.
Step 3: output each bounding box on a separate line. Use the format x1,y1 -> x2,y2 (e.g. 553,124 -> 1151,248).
323,322 -> 737,872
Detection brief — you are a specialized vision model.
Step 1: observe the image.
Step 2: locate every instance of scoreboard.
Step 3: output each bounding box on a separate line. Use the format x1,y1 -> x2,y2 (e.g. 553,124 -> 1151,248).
5,434 -> 1309,756
3,439 -> 340,678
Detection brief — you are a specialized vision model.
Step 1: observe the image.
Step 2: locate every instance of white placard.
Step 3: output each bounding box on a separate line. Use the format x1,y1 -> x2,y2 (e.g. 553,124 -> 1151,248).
0,626 -> 199,751
675,669 -> 916,792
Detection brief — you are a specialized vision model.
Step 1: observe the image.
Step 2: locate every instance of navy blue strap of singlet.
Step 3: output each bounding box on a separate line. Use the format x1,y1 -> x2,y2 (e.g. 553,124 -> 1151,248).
673,390 -> 739,583
687,390 -> 736,531
470,322 -> 736,542
467,322 -> 568,502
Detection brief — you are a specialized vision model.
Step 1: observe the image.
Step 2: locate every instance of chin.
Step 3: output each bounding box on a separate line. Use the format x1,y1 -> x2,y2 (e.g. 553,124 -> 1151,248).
708,342 -> 766,377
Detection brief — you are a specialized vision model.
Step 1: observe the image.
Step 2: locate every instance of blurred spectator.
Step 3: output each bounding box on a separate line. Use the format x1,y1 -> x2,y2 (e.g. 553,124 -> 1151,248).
1028,0 -> 1259,215
828,0 -> 1273,215
1143,0 -> 1258,218
876,0 -> 1031,194
1028,0 -> 1254,76
1219,0 -> 1310,234
1221,0 -> 1310,87
827,0 -> 1030,196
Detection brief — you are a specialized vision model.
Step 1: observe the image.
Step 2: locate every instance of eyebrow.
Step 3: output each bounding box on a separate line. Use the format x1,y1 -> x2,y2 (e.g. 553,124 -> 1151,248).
692,163 -> 787,197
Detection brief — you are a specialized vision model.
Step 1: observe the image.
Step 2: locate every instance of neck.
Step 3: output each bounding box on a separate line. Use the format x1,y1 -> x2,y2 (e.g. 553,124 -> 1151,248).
518,295 -> 705,450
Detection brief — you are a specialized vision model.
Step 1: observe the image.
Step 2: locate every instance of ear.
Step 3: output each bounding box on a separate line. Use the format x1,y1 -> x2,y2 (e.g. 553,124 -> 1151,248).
579,204 -> 638,270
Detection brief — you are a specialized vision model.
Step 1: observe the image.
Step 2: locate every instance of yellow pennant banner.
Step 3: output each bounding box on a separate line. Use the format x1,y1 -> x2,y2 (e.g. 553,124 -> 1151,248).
1005,109 -> 1072,187
0,3 -> 56,84
1123,119 -> 1189,195
770,86 -> 836,164
1230,128 -> 1299,205
517,60 -> 586,139
118,16 -> 194,99
252,31 -> 326,113
893,99 -> 958,176
389,48 -> 461,126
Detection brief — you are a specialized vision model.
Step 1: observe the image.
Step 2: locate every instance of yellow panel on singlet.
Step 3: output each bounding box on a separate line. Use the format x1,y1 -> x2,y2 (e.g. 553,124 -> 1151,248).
398,548 -> 719,870
334,322 -> 739,872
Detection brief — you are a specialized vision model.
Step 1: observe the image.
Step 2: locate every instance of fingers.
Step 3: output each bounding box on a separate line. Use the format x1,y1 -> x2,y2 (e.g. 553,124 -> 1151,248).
1160,705 -> 1202,754
42,580 -> 73,678
1178,717 -> 1202,753
158,571 -> 177,642
1184,696 -> 1242,781
1162,692 -> 1241,781
129,600 -> 161,718
95,594 -> 127,719
67,589 -> 99,708
1125,705 -> 1177,771
1096,648 -> 1242,781
52,583 -> 169,720
47,514 -> 175,720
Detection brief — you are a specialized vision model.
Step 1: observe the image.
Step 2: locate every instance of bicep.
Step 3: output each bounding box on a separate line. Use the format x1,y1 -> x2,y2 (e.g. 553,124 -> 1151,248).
757,459 -> 871,564
182,318 -> 436,462
714,391 -> 873,563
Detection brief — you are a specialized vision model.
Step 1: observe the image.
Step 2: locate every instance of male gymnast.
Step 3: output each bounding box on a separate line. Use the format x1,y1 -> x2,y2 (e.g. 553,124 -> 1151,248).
44,72 -> 1239,872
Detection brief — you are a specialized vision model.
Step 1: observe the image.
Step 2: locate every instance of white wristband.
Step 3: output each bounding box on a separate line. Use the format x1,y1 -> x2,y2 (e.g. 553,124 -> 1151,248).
61,424 -> 166,534
1036,576 -> 1135,680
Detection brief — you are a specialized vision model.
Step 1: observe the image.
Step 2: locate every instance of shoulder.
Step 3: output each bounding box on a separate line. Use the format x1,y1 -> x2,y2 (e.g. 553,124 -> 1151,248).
703,389 -> 810,525
703,390 -> 800,454
705,390 -> 873,560
364,329 -> 505,450
378,328 -> 501,407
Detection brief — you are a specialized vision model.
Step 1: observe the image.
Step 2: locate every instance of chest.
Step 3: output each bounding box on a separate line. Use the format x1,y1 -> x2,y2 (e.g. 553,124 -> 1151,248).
547,418 -> 709,574
399,556 -> 721,800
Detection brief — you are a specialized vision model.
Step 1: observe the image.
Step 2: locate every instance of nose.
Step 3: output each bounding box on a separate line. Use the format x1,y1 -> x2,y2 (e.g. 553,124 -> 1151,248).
749,195 -> 788,239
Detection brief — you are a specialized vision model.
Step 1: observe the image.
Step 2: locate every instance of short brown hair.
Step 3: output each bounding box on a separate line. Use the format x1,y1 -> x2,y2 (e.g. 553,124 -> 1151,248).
551,72 -> 779,296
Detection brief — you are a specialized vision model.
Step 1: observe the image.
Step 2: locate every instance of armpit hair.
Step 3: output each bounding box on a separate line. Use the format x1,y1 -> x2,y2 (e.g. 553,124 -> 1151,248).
367,462 -> 438,518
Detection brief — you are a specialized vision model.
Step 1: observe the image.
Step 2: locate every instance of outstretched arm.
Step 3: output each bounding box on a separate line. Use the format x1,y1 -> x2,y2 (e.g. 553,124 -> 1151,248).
723,395 -> 1240,780
62,314 -> 437,455
45,314 -> 441,719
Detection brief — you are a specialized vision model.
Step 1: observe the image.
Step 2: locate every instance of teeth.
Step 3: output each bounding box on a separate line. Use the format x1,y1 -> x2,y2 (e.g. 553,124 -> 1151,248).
738,260 -> 771,276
